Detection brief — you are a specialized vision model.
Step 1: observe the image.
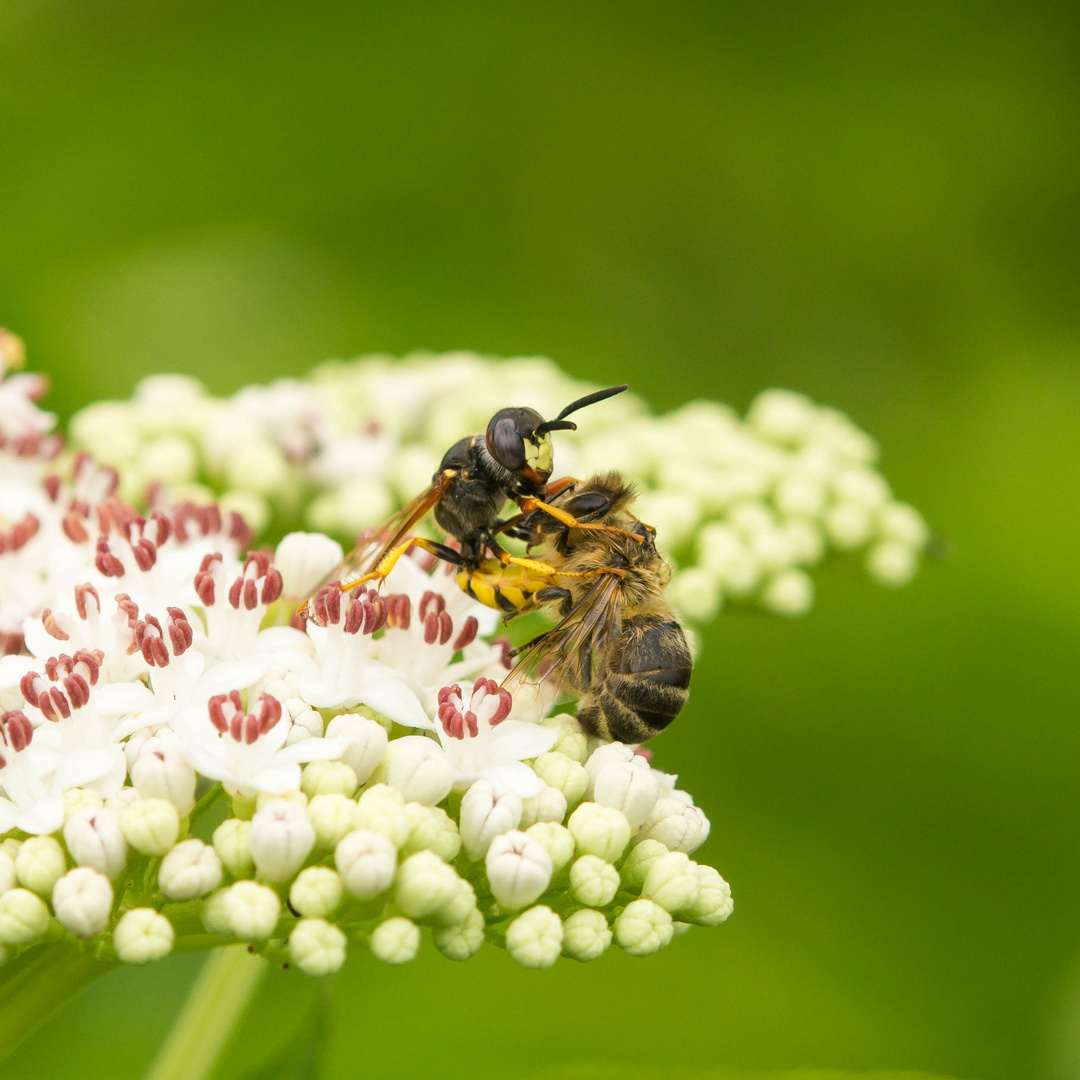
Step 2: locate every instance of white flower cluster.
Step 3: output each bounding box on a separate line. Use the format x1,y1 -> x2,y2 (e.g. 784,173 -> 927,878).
0,363 -> 732,974
68,352 -> 930,622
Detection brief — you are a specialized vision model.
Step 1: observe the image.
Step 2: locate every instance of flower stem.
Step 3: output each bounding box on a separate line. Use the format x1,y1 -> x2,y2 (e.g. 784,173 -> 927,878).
144,945 -> 266,1080
0,942 -> 116,1064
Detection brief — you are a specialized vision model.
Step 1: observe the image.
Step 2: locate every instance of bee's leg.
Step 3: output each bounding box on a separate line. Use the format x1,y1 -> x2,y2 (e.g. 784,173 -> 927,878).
514,497 -> 644,543
340,537 -> 463,593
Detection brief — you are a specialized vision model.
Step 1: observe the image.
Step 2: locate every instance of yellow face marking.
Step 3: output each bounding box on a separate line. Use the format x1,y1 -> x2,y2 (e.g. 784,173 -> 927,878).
524,435 -> 554,475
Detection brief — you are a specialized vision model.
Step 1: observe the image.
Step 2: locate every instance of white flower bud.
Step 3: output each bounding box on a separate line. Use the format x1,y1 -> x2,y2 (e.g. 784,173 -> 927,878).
459,779 -> 522,861
485,831 -> 552,910
159,839 -> 223,900
761,569 -> 814,617
289,866 -> 344,918
440,878 -> 478,928
325,713 -> 388,783
275,531 -> 345,598
301,760 -> 358,799
354,784 -> 411,848
64,787 -> 104,822
524,822 -> 575,873
562,908 -> 612,962
283,703 -> 325,747
202,889 -> 231,934
289,918 -> 347,976
131,740 -> 196,813
249,799 -> 316,882
114,908 -> 175,963
400,803 -> 461,861
306,794 -> 360,850
592,758 -> 661,829
0,851 -> 16,894
540,717 -> 588,762
519,784 -> 567,829
584,742 -> 635,789
106,787 -> 142,815
370,917 -> 421,964
506,905 -> 562,969
866,539 -> 919,587
878,501 -> 929,549
0,888 -> 50,944
620,839 -> 669,890
748,388 -> 817,443
254,790 -> 307,813
223,880 -> 281,940
395,851 -> 462,922
1,838 -> 21,862
385,736 -> 453,806
213,819 -> 253,877
614,898 -> 674,956
642,851 -> 700,912
824,501 -> 874,550
569,855 -> 620,907
533,752 -> 588,808
669,566 -> 721,623
121,798 -> 180,855
688,865 -> 734,926
335,830 -> 397,899
567,803 -> 631,862
52,867 -> 113,938
63,808 -> 127,879
433,907 -> 485,961
15,836 -> 67,896
638,796 -> 710,854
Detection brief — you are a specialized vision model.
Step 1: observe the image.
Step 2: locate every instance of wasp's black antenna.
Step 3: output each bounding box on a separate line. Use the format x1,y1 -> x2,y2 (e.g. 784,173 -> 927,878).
535,384 -> 629,436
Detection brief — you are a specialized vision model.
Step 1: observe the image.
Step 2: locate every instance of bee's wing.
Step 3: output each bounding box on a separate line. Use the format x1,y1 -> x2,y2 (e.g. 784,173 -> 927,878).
503,571 -> 624,693
303,471 -> 455,599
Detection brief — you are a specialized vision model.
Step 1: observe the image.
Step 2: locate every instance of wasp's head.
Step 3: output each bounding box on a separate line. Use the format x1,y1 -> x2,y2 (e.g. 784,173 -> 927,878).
484,384 -> 629,492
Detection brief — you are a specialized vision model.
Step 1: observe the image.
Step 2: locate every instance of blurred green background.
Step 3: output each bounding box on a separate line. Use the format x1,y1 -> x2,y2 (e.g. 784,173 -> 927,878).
2,2 -> 1079,1078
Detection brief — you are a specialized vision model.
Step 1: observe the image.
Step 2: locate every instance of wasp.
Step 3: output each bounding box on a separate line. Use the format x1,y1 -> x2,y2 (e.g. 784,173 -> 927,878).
302,385 -> 633,613
475,472 -> 693,743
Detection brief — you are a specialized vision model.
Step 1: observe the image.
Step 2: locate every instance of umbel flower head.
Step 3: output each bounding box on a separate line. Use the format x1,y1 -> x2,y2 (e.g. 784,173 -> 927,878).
0,332 -> 924,979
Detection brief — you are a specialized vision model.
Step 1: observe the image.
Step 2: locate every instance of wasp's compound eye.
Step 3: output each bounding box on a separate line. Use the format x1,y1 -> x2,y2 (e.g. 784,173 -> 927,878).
488,416 -> 526,472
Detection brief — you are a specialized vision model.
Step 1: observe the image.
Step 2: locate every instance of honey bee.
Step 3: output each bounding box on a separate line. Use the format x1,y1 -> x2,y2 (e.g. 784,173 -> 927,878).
301,385 -> 631,614
496,472 -> 693,743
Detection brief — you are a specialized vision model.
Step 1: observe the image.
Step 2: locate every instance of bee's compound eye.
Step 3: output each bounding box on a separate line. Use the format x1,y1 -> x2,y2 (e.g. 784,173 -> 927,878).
488,416 -> 526,471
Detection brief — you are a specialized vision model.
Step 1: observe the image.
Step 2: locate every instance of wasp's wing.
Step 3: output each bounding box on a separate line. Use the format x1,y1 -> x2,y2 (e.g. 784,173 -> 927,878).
503,571 -> 623,694
303,472 -> 454,600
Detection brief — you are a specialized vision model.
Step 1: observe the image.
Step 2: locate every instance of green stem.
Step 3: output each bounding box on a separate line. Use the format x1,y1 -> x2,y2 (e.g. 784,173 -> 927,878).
143,944 -> 266,1080
0,942 -> 117,1063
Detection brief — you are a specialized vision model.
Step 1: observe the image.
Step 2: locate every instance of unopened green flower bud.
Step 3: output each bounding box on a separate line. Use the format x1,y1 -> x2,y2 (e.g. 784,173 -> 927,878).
533,752 -> 588,808
289,918 -> 347,976
519,784 -> 568,829
540,717 -> 588,763
614,898 -> 673,956
395,851 -> 461,921
301,760 -> 358,799
370,916 -> 421,964
562,908 -> 612,962
569,855 -> 619,907
620,839 -> 668,890
642,851 -> 700,912
0,888 -> 50,944
202,889 -> 231,934
687,865 -> 733,926
567,803 -> 631,862
289,866 -> 344,918
400,803 -> 461,861
524,822 -> 575,873
63,787 -> 104,822
15,836 -> 66,896
0,851 -> 16,893
439,878 -> 478,928
159,839 -> 223,900
114,908 -> 175,964
433,907 -> 485,961
335,830 -> 397,899
105,787 -> 141,816
52,867 -> 113,938
354,784 -> 411,848
506,905 -> 562,969
307,794 -> 360,850
223,880 -> 281,940
121,798 -> 180,855
213,819 -> 253,877
0,838 -> 21,863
